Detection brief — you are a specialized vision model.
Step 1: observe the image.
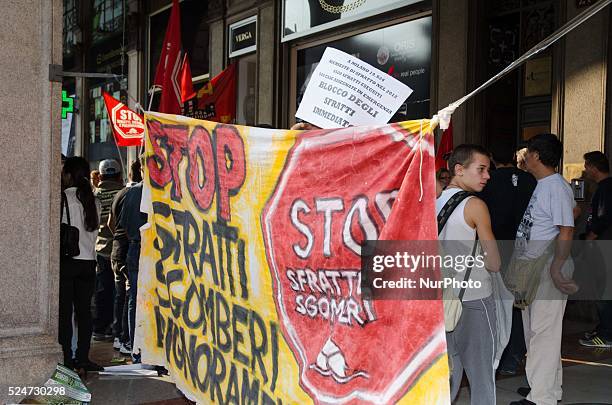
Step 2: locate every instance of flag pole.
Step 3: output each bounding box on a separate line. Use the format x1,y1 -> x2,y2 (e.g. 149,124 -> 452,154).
140,86 -> 157,157
147,86 -> 157,111
111,129 -> 128,181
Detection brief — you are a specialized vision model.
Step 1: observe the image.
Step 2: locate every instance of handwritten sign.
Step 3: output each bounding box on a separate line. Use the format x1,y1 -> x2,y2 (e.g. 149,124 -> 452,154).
296,47 -> 413,128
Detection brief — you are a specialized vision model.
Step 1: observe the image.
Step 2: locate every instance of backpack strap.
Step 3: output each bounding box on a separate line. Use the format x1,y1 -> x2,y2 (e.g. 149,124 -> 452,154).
437,190 -> 478,301
437,191 -> 472,234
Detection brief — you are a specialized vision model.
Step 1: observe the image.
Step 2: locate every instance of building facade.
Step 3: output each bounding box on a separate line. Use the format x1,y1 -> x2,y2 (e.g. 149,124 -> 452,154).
62,0 -> 611,184
0,1 -> 607,400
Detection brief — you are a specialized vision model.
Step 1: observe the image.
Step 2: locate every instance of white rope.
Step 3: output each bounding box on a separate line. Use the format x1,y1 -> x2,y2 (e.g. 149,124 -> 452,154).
418,119 -> 424,202
147,86 -> 158,111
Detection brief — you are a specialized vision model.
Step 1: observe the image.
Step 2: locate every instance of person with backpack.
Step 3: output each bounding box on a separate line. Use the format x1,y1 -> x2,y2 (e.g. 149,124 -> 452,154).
59,157 -> 102,371
92,159 -> 124,341
119,158 -> 147,359
108,159 -> 142,355
436,144 -> 501,404
510,134 -> 577,405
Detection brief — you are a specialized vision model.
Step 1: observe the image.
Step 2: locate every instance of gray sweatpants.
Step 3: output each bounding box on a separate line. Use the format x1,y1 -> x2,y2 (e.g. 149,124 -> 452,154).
447,295 -> 497,404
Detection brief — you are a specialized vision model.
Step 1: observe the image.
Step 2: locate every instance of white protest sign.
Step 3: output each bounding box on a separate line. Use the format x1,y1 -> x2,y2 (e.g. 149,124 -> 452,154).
296,47 -> 413,128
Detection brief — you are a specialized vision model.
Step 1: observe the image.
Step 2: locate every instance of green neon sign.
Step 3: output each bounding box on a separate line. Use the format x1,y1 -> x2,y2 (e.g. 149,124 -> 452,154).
62,90 -> 74,119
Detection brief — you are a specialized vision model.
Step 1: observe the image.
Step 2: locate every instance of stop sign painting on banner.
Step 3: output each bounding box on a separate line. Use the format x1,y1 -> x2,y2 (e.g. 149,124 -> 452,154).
137,112 -> 450,404
102,91 -> 145,147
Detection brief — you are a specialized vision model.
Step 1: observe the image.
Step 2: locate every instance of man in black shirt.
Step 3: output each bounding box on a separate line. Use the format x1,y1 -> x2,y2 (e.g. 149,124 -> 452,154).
119,160 -> 147,359
480,148 -> 537,375
579,151 -> 612,348
480,149 -> 537,241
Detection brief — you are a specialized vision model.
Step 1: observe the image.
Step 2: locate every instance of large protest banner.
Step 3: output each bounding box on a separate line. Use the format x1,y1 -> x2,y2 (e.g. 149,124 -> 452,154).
136,112 -> 450,404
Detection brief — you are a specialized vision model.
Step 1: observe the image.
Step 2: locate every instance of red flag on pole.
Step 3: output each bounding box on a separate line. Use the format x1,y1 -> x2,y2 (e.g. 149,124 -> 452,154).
435,119 -> 453,171
102,92 -> 144,147
179,53 -> 196,104
153,0 -> 183,114
192,63 -> 237,123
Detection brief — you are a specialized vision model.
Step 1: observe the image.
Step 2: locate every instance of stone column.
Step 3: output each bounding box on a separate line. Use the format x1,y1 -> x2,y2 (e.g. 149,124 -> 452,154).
436,0 -> 468,144
208,0 -> 226,77
0,1 -> 63,403
257,2 -> 275,126
561,0 -> 609,180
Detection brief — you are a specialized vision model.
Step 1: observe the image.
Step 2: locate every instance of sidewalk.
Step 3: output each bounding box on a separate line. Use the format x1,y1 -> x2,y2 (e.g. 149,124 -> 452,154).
83,320 -> 612,404
456,358 -> 612,404
86,341 -> 189,405
456,318 -> 612,404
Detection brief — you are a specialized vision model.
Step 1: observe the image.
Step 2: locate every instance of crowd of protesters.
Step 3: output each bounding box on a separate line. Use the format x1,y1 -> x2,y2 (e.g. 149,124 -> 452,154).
59,155 -> 146,372
58,128 -> 611,404
437,134 -> 611,405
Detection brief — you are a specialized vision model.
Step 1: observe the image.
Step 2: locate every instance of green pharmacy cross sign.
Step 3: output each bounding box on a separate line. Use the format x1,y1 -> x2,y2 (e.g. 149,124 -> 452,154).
62,90 -> 74,119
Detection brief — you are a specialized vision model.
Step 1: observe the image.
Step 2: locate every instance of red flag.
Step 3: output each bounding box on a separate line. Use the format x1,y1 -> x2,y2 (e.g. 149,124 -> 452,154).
188,63 -> 236,123
153,0 -> 182,114
102,92 -> 144,147
435,119 -> 453,171
179,53 -> 196,104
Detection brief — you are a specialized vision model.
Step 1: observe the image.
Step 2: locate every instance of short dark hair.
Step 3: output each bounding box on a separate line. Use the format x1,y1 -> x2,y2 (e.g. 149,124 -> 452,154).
527,133 -> 562,168
448,144 -> 490,177
492,148 -> 515,165
584,151 -> 609,173
129,159 -> 143,182
436,168 -> 450,179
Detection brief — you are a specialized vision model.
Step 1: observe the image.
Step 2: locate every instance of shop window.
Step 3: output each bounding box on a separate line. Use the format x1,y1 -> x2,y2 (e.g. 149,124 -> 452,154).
148,0 -> 209,91
282,0 -> 422,41
86,78 -> 128,169
522,124 -> 550,141
93,0 -> 124,44
482,0 -> 556,157
294,16 -> 432,123
522,2 -> 555,50
62,79 -> 77,158
63,0 -> 80,55
236,54 -> 257,126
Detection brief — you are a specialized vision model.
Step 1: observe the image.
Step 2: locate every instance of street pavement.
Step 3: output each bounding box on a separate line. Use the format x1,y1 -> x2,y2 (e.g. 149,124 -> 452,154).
83,319 -> 611,404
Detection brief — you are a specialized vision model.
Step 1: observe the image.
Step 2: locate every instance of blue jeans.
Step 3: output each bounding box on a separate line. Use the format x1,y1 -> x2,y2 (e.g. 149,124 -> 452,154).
94,255 -> 115,334
112,258 -> 130,343
127,243 -> 140,347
